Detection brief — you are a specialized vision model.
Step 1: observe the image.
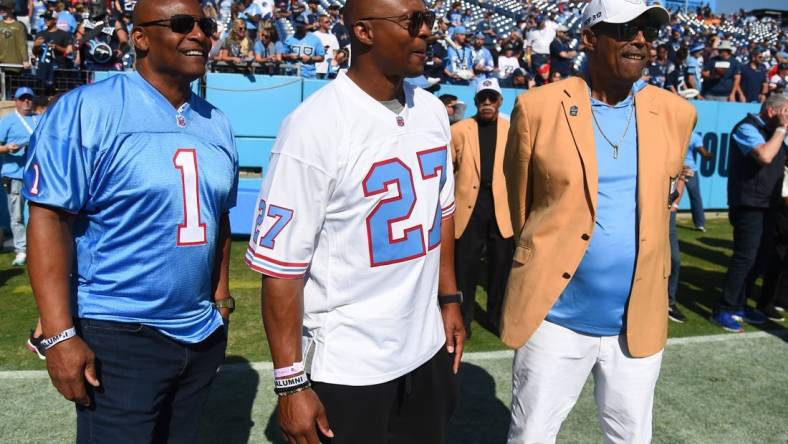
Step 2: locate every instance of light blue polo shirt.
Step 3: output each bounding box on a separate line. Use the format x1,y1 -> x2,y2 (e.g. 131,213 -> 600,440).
546,80 -> 647,337
732,114 -> 767,156
0,112 -> 38,180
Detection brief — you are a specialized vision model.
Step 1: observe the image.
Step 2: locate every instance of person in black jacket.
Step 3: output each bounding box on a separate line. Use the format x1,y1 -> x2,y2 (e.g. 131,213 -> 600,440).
714,93 -> 788,331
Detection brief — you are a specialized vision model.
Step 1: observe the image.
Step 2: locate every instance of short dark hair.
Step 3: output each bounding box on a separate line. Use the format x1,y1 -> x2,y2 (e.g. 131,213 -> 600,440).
439,94 -> 458,105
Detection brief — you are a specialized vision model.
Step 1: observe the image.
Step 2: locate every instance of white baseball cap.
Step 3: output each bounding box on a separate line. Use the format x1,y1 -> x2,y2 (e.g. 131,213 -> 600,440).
476,78 -> 502,97
581,0 -> 669,29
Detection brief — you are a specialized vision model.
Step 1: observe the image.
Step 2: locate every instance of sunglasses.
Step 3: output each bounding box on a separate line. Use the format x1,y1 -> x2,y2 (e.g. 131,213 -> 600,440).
137,14 -> 218,36
476,91 -> 500,103
593,22 -> 660,43
357,10 -> 436,37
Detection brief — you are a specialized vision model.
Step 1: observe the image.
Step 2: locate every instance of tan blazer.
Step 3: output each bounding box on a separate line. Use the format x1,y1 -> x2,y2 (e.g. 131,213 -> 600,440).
501,77 -> 697,358
450,117 -> 513,239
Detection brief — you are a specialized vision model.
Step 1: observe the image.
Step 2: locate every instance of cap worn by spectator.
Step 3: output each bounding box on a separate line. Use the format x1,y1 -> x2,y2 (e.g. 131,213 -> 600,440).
690,43 -> 705,53
14,87 -> 34,99
557,24 -> 569,32
41,11 -> 55,20
581,0 -> 669,28
452,25 -> 467,36
475,32 -> 485,39
537,63 -> 551,75
512,68 -> 528,79
475,78 -> 502,98
0,0 -> 12,11
718,40 -> 735,52
307,0 -> 318,3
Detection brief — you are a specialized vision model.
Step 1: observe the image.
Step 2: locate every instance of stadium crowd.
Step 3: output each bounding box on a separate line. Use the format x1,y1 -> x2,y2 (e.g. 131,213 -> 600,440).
0,0 -> 786,98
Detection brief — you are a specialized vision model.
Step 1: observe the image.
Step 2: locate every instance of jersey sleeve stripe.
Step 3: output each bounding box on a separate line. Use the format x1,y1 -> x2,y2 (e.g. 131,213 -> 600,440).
244,251 -> 307,279
245,246 -> 310,267
441,202 -> 456,220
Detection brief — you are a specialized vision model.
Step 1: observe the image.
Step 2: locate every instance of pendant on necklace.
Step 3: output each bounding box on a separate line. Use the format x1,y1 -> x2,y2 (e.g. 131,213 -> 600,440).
613,145 -> 619,160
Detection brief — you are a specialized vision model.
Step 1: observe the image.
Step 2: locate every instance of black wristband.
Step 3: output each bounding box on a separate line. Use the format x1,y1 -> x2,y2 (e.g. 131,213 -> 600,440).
438,291 -> 463,306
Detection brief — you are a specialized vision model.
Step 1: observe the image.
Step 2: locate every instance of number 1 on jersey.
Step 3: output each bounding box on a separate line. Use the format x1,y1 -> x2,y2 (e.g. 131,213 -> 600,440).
174,149 -> 207,246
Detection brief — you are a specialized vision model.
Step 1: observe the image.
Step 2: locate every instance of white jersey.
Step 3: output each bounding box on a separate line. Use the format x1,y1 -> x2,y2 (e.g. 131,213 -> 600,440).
247,71 -> 455,386
313,30 -> 340,75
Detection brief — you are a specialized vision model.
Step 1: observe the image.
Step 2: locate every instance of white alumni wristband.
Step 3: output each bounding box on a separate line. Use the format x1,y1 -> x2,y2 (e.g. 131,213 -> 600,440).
274,373 -> 309,390
41,327 -> 77,351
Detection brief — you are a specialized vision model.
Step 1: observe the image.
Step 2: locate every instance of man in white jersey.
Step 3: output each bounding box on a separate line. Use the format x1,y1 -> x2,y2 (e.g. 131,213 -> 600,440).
245,0 -> 465,443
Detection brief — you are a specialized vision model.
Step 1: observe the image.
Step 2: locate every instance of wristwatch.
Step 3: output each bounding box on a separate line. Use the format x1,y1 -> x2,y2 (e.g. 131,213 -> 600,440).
438,291 -> 463,306
213,296 -> 236,313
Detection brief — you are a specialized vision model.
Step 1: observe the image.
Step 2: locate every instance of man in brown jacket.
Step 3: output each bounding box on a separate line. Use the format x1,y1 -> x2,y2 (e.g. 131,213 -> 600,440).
502,0 -> 696,442
451,78 -> 513,337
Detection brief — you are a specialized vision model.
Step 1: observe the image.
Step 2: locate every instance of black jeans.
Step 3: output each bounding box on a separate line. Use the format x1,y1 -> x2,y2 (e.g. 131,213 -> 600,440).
75,318 -> 227,444
311,348 -> 457,444
718,206 -> 776,311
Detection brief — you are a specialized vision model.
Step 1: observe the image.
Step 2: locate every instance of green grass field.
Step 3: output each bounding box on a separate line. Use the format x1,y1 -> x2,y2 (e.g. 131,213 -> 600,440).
1,214 -> 787,443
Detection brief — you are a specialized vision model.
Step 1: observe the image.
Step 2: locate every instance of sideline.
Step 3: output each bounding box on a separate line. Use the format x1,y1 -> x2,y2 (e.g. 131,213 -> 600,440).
2,329 -> 786,380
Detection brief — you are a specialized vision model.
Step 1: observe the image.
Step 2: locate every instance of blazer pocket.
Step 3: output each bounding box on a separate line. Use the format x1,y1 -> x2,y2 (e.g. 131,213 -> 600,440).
512,244 -> 533,267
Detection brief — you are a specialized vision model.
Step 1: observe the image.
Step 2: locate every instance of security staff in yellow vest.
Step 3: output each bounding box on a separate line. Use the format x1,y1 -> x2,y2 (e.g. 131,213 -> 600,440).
451,78 -> 513,337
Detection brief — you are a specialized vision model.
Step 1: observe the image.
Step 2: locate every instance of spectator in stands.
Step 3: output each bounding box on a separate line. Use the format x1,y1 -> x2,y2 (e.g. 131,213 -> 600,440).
687,43 -> 704,90
497,42 -> 519,81
448,1 -> 462,27
327,47 -> 347,79
254,27 -> 283,68
460,7 -> 473,29
216,18 -> 254,67
645,44 -> 672,89
738,51 -> 769,103
667,46 -> 700,98
769,63 -> 788,94
34,10 -> 73,63
533,62 -> 551,87
439,93 -> 465,125
444,26 -> 473,85
300,0 -> 319,32
451,78 -> 513,337
282,15 -> 324,79
475,11 -> 497,49
329,4 -> 349,48
73,6 -> 130,71
54,1 -> 75,33
0,0 -> 30,72
326,3 -> 340,26
471,32 -> 494,80
0,86 -> 37,268
702,40 -> 741,101
29,0 -> 45,34
526,18 -> 553,70
239,0 -> 263,41
313,14 -> 339,79
714,93 -> 788,332
549,24 -> 576,79
502,67 -> 533,90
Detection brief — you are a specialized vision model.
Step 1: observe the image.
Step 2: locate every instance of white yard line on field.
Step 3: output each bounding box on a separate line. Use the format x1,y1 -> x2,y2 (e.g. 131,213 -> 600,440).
2,329 -> 786,379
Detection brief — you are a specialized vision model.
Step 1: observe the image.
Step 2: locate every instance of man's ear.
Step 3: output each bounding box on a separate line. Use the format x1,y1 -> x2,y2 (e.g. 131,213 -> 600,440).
581,28 -> 596,54
352,20 -> 374,46
131,27 -> 149,54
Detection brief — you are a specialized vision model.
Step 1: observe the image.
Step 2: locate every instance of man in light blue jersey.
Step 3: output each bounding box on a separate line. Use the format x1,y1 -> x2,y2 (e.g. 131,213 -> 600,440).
0,87 -> 38,267
283,14 -> 324,79
23,0 -> 238,442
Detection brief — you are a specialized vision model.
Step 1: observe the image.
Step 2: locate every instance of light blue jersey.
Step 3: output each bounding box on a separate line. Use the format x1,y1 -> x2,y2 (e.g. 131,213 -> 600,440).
23,72 -> 239,344
284,33 -> 325,79
685,132 -> 704,170
0,112 -> 38,180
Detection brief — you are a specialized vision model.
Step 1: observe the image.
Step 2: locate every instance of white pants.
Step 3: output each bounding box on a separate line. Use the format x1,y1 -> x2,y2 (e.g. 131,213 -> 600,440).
507,320 -> 663,444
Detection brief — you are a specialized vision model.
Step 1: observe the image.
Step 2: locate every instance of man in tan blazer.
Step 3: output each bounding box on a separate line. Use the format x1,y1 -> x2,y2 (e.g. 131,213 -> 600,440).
502,0 -> 697,442
451,78 -> 513,337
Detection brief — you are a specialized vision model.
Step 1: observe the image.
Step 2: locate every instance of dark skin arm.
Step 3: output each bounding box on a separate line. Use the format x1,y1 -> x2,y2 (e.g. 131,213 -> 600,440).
27,203 -> 100,407
261,276 -> 333,444
438,216 -> 465,373
211,213 -> 233,320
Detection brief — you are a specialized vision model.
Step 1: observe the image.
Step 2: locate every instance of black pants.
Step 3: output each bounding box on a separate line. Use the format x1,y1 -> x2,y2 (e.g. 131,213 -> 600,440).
75,318 -> 227,444
718,206 -> 777,311
454,189 -> 515,335
311,348 -> 457,444
759,203 -> 788,310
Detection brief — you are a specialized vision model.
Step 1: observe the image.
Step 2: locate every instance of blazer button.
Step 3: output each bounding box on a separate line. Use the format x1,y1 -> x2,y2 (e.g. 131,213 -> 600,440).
581,234 -> 590,241
562,272 -> 571,279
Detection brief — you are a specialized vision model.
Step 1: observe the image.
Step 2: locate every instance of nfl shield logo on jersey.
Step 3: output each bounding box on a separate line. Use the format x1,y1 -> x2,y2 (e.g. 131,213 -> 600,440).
176,115 -> 187,128
396,116 -> 405,127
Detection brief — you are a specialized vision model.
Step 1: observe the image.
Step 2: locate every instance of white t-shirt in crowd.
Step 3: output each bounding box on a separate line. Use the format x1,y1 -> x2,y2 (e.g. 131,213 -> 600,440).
527,27 -> 556,55
313,30 -> 340,75
498,55 -> 521,78
246,71 -> 455,386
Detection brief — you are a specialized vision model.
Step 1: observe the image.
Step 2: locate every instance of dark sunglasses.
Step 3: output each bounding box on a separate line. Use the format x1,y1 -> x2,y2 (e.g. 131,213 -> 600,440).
137,14 -> 218,36
593,22 -> 660,43
476,91 -> 500,103
357,10 -> 436,37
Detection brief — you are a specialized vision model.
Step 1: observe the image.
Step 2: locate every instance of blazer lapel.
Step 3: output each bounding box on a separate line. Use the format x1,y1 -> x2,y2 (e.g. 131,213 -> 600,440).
469,118 -> 481,178
634,86 -> 663,220
561,78 -> 598,213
